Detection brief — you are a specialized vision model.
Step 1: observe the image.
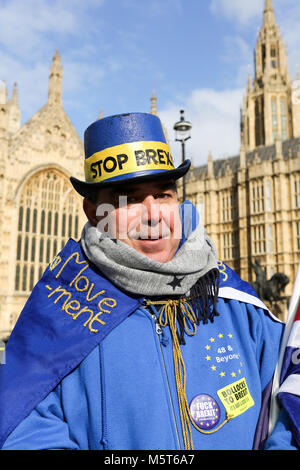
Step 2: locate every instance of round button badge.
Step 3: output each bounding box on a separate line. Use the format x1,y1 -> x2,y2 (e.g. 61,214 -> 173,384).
190,394 -> 221,430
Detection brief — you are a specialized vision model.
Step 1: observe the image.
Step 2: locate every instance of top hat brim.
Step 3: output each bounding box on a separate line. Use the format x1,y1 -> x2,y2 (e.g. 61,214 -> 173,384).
70,159 -> 191,198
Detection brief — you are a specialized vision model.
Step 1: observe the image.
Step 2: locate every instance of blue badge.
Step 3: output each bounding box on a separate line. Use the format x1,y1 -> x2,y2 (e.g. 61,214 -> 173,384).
190,394 -> 221,430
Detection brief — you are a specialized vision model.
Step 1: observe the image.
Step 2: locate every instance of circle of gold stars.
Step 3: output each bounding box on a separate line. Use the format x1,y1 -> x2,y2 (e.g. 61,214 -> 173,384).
191,395 -> 220,429
203,333 -> 243,378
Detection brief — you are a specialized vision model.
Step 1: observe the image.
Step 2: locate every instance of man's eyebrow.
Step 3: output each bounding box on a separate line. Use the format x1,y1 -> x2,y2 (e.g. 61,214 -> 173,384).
113,186 -> 139,196
156,181 -> 176,191
112,180 -> 177,197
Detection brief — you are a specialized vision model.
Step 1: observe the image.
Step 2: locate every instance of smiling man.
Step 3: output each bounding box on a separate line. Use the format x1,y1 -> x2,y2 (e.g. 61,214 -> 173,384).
83,179 -> 182,263
0,113 -> 297,451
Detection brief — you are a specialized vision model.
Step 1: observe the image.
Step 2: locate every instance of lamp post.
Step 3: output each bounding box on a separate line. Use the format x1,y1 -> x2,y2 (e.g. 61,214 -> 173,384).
173,109 -> 192,201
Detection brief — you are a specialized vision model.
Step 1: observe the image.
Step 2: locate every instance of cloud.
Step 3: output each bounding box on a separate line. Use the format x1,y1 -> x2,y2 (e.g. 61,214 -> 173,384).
210,0 -> 264,25
0,0 -> 105,59
160,88 -> 243,167
0,0 -> 108,126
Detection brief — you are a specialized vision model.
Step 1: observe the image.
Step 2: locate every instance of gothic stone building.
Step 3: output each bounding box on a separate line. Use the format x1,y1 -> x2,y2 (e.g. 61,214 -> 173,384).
0,52 -> 85,339
183,0 -> 300,319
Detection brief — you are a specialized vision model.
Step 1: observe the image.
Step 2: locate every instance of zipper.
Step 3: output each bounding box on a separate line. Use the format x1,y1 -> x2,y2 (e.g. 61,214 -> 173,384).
151,313 -> 182,450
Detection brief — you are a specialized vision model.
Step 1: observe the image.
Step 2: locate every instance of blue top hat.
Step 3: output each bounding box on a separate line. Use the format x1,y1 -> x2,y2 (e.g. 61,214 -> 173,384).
70,112 -> 191,197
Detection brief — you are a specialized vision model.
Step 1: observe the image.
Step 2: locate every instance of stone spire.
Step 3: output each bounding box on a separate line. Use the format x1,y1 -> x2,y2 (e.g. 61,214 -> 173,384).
263,0 -> 276,26
48,50 -> 63,106
150,89 -> 157,115
11,82 -> 18,104
0,80 -> 7,105
241,0 -> 293,150
207,151 -> 214,178
8,82 -> 21,133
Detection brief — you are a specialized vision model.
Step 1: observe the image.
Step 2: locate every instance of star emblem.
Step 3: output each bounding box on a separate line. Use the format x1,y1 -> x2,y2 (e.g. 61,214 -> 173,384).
209,337 -> 215,343
211,365 -> 217,371
205,355 -> 211,361
167,275 -> 184,291
219,371 -> 226,377
99,236 -> 118,244
205,345 -> 211,350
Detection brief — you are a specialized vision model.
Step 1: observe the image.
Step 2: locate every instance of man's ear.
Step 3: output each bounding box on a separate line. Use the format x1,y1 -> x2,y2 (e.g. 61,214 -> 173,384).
83,198 -> 98,226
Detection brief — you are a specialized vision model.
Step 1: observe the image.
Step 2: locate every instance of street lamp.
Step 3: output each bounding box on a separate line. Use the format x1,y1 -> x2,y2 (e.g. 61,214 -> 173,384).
173,109 -> 192,201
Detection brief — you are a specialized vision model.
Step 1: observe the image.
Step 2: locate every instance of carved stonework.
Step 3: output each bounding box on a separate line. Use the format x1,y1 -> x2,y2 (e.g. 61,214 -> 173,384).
0,52 -> 86,339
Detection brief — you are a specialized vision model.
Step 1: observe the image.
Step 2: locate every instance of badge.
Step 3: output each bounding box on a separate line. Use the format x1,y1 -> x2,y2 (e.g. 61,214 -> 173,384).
217,377 -> 254,418
189,394 -> 221,430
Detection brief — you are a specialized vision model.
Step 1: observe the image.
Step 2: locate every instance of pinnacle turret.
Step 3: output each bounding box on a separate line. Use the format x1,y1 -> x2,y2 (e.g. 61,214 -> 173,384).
263,0 -> 276,25
150,89 -> 157,115
48,50 -> 63,106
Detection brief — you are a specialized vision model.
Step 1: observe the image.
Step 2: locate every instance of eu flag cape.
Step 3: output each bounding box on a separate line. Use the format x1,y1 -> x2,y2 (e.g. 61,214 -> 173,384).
0,239 -> 142,449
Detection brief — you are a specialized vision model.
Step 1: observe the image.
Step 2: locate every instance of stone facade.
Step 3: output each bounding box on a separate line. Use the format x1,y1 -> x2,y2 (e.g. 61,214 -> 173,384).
183,0 -> 300,320
0,52 -> 85,339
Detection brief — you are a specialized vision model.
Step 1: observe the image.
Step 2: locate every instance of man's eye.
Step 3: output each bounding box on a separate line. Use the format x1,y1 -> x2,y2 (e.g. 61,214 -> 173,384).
156,193 -> 171,199
127,196 -> 139,203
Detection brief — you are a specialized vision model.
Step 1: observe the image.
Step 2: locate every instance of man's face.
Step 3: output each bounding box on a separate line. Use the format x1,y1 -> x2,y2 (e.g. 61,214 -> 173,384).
84,180 -> 182,263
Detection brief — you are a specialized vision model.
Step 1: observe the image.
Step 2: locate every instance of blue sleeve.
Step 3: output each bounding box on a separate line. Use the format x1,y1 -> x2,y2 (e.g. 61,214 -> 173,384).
241,303 -> 297,449
247,305 -> 297,450
265,409 -> 298,450
2,383 -> 79,450
246,303 -> 284,390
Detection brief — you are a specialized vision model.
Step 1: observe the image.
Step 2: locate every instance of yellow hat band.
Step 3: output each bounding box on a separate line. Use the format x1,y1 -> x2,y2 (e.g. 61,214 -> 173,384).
84,140 -> 175,183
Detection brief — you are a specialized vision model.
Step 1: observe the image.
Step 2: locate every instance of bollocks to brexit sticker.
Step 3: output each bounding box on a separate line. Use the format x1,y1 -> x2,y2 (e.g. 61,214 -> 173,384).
190,394 -> 221,430
217,377 -> 254,419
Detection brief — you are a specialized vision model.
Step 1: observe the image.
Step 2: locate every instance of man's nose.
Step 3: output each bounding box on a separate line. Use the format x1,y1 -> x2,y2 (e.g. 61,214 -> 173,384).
141,196 -> 161,223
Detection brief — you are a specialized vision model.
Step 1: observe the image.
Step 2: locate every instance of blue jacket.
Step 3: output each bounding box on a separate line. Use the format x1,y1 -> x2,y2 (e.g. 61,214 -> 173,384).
1,290 -> 288,449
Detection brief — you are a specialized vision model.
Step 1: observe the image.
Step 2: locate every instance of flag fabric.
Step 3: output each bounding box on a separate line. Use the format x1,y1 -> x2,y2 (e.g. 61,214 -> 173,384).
0,239 -> 142,449
269,263 -> 300,448
277,300 -> 300,447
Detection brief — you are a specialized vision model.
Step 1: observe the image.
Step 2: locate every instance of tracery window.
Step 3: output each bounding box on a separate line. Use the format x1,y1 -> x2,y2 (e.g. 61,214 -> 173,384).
292,175 -> 300,209
280,97 -> 287,141
271,97 -> 277,142
296,222 -> 300,251
222,231 -> 239,261
221,190 -> 237,223
253,224 -> 266,255
15,169 -> 80,293
251,181 -> 265,214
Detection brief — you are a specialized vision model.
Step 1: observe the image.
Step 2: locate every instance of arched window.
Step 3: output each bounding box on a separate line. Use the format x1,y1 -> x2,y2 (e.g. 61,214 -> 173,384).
271,97 -> 277,142
25,208 -> 30,232
54,212 -> 59,236
18,207 -> 23,231
280,97 -> 287,140
15,169 -> 81,293
32,209 -> 37,233
40,210 -> 45,234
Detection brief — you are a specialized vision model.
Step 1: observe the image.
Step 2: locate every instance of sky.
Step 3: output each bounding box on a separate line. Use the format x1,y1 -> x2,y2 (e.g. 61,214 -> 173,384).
1,0 -> 300,167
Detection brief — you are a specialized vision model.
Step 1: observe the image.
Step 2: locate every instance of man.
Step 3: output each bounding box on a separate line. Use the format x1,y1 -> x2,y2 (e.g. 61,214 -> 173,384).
0,113 -> 296,450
